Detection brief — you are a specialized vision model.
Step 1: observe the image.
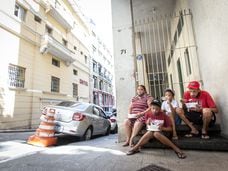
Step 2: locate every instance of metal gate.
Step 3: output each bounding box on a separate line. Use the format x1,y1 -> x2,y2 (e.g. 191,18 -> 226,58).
134,9 -> 201,100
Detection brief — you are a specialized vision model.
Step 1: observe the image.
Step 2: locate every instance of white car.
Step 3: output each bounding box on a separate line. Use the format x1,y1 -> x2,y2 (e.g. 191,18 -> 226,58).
106,111 -> 118,134
43,101 -> 111,140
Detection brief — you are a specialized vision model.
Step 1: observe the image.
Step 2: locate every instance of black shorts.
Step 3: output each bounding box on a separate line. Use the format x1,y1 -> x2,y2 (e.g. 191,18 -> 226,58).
184,110 -> 216,127
161,131 -> 172,138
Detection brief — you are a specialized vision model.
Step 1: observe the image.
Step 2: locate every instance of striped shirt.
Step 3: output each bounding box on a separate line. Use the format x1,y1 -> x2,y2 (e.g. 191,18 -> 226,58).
128,94 -> 152,125
131,94 -> 152,114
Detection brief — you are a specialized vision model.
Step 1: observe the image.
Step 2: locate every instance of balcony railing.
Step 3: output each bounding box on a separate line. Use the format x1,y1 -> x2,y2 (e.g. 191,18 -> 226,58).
40,34 -> 76,65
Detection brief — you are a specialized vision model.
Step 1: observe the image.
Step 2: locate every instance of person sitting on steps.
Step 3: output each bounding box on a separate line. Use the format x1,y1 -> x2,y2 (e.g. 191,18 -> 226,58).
126,99 -> 186,159
180,81 -> 218,139
161,88 -> 199,139
161,88 -> 180,140
122,85 -> 153,147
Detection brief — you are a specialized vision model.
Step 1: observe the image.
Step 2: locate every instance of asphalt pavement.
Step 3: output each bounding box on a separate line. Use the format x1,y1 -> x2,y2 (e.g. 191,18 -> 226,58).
0,132 -> 228,171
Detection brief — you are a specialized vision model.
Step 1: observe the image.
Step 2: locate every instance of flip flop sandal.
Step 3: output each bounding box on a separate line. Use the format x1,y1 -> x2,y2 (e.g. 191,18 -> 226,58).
185,133 -> 194,137
175,152 -> 186,159
201,134 -> 210,139
122,142 -> 129,147
130,143 -> 135,147
126,149 -> 140,155
185,131 -> 199,138
172,136 -> 178,140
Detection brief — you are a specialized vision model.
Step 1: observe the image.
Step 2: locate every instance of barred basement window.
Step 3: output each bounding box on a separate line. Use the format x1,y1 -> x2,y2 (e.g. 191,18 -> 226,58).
8,64 -> 25,88
72,83 -> 78,98
51,76 -> 60,92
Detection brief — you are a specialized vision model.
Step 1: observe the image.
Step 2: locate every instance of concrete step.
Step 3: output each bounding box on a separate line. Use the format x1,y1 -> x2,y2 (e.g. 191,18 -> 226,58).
133,135 -> 228,151
175,124 -> 221,136
133,124 -> 228,151
139,124 -> 221,136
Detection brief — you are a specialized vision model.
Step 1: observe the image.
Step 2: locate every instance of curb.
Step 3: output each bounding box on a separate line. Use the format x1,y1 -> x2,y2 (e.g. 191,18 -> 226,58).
0,129 -> 36,133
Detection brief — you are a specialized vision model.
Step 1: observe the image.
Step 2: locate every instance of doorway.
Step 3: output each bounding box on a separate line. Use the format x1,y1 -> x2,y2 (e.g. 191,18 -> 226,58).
133,9 -> 202,100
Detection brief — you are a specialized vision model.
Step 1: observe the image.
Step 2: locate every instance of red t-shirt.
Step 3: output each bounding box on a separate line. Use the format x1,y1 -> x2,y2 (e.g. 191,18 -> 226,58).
183,90 -> 216,108
145,111 -> 171,128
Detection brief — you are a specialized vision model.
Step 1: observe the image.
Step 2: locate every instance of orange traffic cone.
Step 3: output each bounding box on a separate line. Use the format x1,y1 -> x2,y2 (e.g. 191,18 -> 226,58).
27,107 -> 57,147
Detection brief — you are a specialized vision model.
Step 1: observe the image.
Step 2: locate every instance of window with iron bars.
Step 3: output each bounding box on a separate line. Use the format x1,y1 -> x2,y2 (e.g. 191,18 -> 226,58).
8,64 -> 25,88
51,76 -> 60,92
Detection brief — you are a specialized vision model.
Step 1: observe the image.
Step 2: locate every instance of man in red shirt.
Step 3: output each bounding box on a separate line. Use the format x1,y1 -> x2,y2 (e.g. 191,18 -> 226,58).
182,81 -> 218,139
126,100 -> 186,159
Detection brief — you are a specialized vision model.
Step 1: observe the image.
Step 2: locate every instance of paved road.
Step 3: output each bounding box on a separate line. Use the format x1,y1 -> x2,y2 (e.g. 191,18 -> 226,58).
1,132 -> 228,171
0,131 -> 33,142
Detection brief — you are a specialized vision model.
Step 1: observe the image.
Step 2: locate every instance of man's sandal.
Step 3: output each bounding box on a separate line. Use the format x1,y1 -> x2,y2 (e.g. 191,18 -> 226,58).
175,152 -> 186,159
172,136 -> 178,140
126,149 -> 140,155
185,131 -> 199,138
201,133 -> 210,139
122,142 -> 129,147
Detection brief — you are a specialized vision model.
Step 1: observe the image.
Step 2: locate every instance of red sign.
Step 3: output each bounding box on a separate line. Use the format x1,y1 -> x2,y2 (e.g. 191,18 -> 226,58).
79,79 -> 88,86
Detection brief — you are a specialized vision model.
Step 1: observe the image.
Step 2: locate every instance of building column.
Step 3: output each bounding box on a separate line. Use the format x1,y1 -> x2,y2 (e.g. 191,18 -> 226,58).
111,0 -> 136,142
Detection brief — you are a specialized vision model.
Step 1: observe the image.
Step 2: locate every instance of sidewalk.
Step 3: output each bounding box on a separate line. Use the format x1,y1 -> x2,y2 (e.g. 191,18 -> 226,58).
0,133 -> 228,171
0,129 -> 35,133
0,131 -> 34,142
0,140 -> 44,164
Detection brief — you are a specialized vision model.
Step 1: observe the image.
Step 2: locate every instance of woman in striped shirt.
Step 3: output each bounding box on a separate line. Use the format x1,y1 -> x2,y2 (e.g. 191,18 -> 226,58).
123,85 -> 153,147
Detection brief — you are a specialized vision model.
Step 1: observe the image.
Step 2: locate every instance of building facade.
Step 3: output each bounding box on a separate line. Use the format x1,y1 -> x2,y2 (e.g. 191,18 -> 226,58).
0,0 -> 91,129
90,30 -> 114,112
112,0 -> 228,141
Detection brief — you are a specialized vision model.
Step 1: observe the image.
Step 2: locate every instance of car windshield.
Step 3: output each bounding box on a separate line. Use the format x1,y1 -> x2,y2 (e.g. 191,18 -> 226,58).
105,112 -> 113,116
56,101 -> 89,111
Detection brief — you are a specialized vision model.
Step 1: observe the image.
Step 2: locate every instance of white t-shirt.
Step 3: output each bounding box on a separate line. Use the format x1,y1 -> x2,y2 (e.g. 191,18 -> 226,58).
161,99 -> 179,114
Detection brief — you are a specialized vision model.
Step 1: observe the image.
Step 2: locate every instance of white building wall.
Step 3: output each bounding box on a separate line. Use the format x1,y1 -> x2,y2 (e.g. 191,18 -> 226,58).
185,0 -> 228,136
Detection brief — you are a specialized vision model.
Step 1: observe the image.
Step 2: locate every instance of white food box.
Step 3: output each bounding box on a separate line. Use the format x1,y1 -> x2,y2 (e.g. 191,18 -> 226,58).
147,124 -> 160,131
128,114 -> 138,119
185,102 -> 198,108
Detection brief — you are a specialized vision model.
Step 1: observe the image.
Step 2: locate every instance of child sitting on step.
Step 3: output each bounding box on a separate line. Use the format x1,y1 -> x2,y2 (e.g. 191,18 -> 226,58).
126,99 -> 186,159
161,88 -> 180,140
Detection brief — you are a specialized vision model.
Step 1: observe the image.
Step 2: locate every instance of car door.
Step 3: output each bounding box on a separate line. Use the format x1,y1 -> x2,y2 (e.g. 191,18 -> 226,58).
91,106 -> 103,135
97,108 -> 109,134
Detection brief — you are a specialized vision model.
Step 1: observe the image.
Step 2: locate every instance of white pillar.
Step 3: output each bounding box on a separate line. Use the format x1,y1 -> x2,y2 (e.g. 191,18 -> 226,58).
112,0 -> 136,142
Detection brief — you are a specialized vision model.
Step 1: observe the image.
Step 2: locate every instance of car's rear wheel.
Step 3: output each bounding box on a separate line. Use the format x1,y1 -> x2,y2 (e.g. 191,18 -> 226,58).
81,127 -> 92,141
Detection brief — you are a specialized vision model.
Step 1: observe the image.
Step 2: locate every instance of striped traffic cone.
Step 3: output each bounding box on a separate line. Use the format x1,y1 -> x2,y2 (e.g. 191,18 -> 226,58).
27,107 -> 57,147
